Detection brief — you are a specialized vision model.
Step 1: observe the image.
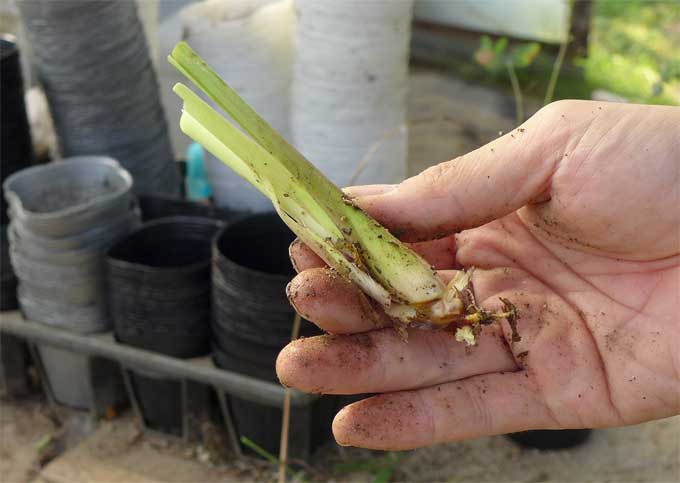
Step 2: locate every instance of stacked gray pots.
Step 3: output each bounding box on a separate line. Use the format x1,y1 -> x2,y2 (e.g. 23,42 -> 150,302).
3,156 -> 139,408
17,0 -> 179,197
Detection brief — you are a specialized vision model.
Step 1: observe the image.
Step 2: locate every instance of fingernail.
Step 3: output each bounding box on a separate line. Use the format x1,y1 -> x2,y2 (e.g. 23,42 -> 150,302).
288,239 -> 301,272
285,281 -> 299,312
342,184 -> 398,198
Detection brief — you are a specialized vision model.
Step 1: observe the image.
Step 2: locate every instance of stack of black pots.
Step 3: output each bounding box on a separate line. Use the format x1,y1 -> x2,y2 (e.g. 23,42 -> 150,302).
212,213 -> 332,456
107,217 -> 222,434
212,213 -> 320,382
138,194 -> 238,224
1,35 -> 34,310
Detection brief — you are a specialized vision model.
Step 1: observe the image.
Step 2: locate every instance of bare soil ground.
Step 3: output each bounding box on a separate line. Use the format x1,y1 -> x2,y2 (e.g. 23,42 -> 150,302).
0,395 -> 55,483
316,416 -> 680,482
1,396 -> 678,483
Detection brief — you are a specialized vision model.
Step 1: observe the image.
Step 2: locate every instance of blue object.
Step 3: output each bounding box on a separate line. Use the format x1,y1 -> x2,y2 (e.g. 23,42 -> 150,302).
185,142 -> 212,201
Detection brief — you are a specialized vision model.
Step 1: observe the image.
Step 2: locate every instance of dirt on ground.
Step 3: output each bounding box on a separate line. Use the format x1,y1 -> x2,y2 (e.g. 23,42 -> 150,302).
1,395 -> 678,483
315,416 -> 680,482
0,395 -> 56,483
0,397 -> 275,483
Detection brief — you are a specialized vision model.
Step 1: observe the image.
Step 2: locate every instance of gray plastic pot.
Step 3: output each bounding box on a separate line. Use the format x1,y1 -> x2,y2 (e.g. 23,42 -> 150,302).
17,0 -> 179,198
18,278 -> 104,307
3,156 -> 134,238
10,247 -> 104,286
11,247 -> 106,308
36,344 -> 91,409
8,207 -> 140,256
18,287 -> 110,333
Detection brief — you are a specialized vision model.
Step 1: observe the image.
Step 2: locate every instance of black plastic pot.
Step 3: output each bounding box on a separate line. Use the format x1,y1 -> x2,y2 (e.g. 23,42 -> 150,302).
212,345 -> 279,383
213,347 -> 338,458
211,213 -> 320,349
108,216 -> 221,435
0,275 -> 19,311
211,293 -> 320,348
128,370 -> 183,436
228,395 -> 338,458
108,216 -> 222,357
1,35 -> 35,225
506,429 -> 592,450
138,194 -> 240,224
210,214 -> 322,381
211,213 -> 332,456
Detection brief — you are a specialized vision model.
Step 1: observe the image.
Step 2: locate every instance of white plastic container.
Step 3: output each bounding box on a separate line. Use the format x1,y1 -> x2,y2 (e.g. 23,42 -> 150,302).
37,344 -> 92,409
179,0 -> 293,212
292,0 -> 413,186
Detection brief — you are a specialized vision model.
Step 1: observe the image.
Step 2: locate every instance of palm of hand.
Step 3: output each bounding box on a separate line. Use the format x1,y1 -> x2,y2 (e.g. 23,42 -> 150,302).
277,100 -> 679,450
473,108 -> 680,429
456,211 -> 678,431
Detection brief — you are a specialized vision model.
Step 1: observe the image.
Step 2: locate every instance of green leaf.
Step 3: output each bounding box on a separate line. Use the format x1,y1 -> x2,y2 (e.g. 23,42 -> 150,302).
240,437 -> 307,482
480,35 -> 493,52
475,36 -> 499,72
373,467 -> 394,483
494,36 -> 509,55
510,42 -> 542,68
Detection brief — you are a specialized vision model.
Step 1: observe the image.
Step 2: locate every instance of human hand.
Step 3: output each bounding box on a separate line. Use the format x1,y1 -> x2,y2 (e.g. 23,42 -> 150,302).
276,100 -> 680,450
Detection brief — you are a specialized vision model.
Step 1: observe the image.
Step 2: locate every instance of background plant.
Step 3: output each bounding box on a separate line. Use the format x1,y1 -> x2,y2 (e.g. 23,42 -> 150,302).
474,35 -> 542,124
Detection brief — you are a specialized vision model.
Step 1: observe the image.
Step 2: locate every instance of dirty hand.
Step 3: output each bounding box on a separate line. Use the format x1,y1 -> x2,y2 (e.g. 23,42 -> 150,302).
276,100 -> 680,450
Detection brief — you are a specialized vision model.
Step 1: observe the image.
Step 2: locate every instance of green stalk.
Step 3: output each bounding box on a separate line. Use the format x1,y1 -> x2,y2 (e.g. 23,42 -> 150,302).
505,61 -> 524,125
168,41 -> 517,340
173,83 -> 393,306
169,42 -> 442,306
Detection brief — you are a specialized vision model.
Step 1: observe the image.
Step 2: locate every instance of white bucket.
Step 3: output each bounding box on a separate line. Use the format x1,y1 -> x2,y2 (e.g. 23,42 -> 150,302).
205,155 -> 273,213
291,0 -> 413,186
179,0 -> 294,211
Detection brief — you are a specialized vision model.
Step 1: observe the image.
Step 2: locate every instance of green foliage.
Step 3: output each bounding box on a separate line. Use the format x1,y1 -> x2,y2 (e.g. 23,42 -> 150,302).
240,436 -> 307,482
475,35 -> 541,75
513,43 -> 542,69
468,0 -> 679,106
475,35 -> 543,122
333,452 -> 404,483
579,0 -> 680,104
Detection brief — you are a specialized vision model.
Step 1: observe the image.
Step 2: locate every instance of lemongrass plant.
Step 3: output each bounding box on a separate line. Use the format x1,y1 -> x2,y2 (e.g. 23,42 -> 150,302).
168,42 -> 517,345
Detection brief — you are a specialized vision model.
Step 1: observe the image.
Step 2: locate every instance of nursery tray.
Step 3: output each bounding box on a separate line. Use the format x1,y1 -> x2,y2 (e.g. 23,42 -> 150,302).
0,311 -> 314,407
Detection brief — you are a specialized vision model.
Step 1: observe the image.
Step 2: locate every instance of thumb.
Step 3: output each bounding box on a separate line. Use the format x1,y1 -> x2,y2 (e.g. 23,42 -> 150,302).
347,102 -> 575,242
